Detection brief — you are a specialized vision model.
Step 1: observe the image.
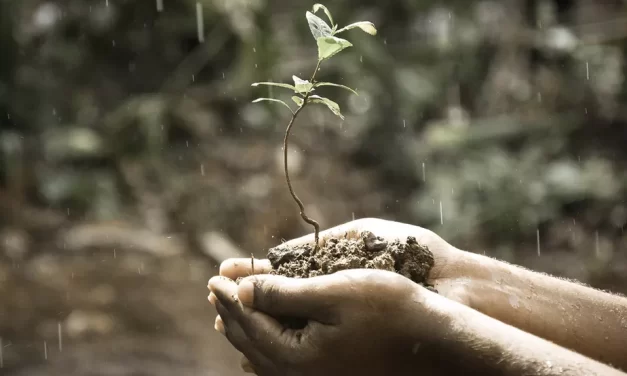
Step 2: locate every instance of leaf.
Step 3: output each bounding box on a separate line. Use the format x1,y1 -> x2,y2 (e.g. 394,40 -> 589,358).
292,75 -> 314,94
335,21 -> 377,35
252,98 -> 294,114
291,96 -> 304,107
251,82 -> 297,91
306,11 -> 333,39
308,95 -> 344,119
312,4 -> 334,27
316,36 -> 353,61
313,82 -> 358,95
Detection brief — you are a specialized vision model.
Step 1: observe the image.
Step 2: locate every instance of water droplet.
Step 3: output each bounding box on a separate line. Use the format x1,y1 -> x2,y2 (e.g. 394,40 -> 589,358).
196,3 -> 205,43
422,162 -> 426,182
200,164 -> 205,176
586,61 -> 589,80
537,229 -> 541,256
58,322 -> 63,352
439,201 -> 443,225
44,340 -> 48,360
156,0 -> 164,12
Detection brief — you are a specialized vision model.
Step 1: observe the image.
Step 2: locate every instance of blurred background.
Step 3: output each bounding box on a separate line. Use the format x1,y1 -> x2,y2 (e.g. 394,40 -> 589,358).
0,0 -> 626,374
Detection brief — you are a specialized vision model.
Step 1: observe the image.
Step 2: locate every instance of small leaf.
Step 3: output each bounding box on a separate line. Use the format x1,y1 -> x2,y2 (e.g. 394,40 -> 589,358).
316,36 -> 353,61
291,96 -> 304,107
306,11 -> 333,39
252,98 -> 294,114
252,82 -> 297,91
335,21 -> 377,35
292,75 -> 314,94
312,4 -> 334,27
308,95 -> 344,119
313,82 -> 358,95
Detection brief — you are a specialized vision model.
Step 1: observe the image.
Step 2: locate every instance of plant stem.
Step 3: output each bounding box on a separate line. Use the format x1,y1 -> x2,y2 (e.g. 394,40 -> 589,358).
283,60 -> 322,252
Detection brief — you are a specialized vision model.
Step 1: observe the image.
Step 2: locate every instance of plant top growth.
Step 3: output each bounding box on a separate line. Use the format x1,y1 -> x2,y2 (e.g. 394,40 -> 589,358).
251,3 -> 377,251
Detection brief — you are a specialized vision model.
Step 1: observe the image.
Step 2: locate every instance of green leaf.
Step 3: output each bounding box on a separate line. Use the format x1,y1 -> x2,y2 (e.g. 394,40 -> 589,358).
252,98 -> 294,114
316,36 -> 352,61
292,75 -> 314,94
335,21 -> 377,35
313,82 -> 358,95
312,4 -> 334,27
306,11 -> 332,39
251,82 -> 297,91
291,96 -> 304,107
308,95 -> 344,119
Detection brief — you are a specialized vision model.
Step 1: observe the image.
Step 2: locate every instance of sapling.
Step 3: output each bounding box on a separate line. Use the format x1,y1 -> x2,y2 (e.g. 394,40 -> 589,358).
252,3 -> 377,252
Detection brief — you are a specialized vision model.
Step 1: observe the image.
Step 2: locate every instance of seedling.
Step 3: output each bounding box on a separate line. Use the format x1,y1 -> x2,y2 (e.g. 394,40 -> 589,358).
252,3 -> 377,252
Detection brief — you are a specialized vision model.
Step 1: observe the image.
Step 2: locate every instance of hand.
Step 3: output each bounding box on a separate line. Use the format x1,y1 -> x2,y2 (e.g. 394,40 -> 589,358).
210,218 -> 474,373
217,218 -> 472,304
208,268 -> 450,376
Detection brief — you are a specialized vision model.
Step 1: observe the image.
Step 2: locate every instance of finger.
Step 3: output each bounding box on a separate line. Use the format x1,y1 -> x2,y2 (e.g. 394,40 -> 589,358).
208,276 -> 241,312
208,292 -> 217,305
237,274 -> 336,323
240,354 -> 256,374
220,258 -> 273,280
215,315 -> 225,335
216,301 -> 275,371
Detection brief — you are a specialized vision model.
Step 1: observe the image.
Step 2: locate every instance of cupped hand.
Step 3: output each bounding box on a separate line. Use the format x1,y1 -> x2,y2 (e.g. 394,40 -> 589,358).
216,218 -> 471,303
209,218 -> 474,373
208,268 -> 450,376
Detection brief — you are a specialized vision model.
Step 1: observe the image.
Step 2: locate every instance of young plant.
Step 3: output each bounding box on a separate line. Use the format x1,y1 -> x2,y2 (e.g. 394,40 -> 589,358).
252,4 -> 377,252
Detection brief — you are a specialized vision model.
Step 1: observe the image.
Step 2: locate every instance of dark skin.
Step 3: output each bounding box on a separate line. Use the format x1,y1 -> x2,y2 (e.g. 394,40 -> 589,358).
208,218 -> 627,375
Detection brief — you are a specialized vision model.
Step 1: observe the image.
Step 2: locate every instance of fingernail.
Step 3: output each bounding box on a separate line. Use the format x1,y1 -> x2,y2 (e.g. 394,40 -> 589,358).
214,316 -> 225,335
237,279 -> 255,307
208,293 -> 217,305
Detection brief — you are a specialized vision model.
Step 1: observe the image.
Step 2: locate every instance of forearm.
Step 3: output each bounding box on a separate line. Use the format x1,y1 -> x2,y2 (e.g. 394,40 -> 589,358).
443,250 -> 627,369
419,291 -> 626,376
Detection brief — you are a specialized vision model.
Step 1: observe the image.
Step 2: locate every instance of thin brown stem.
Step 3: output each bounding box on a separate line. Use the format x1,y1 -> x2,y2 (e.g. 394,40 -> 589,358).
283,60 -> 323,252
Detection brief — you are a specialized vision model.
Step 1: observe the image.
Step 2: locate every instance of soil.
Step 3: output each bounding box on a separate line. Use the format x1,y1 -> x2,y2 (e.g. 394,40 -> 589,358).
267,231 -> 436,289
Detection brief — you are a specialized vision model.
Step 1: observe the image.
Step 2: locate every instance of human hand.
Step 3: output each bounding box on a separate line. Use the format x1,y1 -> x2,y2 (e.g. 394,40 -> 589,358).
215,218 -> 472,304
208,268 -> 452,376
209,218 -> 475,373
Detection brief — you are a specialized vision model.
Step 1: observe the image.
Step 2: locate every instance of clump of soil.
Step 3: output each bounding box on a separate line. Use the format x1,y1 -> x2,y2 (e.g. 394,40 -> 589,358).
267,231 -> 436,288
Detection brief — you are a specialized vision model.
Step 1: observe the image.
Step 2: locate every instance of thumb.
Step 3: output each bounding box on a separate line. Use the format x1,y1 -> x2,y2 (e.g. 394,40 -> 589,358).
238,275 -> 335,323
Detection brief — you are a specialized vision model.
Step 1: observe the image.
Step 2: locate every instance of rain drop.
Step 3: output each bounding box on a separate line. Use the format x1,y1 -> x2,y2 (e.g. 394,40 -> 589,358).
537,229 -> 541,256
156,0 -> 163,12
196,3 -> 205,43
58,322 -> 63,352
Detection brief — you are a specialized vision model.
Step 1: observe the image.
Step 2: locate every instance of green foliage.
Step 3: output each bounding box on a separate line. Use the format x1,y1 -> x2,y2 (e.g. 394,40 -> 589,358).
251,3 -> 376,119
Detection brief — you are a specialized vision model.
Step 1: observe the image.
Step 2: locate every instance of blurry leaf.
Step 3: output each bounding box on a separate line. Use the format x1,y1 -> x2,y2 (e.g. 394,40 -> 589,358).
252,98 -> 294,113
317,36 -> 352,61
313,82 -> 358,95
308,95 -> 344,119
252,82 -> 297,91
306,11 -> 333,39
291,96 -> 304,107
335,21 -> 377,35
292,75 -> 314,93
312,4 -> 334,27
